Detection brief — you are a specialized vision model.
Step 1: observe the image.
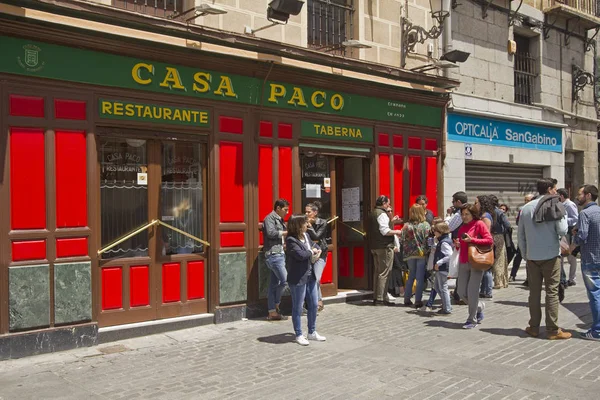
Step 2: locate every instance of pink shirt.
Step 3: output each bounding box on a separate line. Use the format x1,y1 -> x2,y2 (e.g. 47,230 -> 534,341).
457,220 -> 494,264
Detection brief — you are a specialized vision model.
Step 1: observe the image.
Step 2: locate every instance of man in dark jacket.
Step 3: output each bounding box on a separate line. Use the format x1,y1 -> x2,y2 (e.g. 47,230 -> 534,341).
417,195 -> 434,225
263,199 -> 290,320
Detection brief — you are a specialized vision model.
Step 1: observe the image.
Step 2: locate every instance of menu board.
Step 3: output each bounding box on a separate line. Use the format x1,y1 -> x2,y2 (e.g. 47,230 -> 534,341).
341,187 -> 360,222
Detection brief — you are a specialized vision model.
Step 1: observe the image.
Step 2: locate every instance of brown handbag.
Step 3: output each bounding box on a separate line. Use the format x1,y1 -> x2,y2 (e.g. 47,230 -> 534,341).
468,244 -> 494,271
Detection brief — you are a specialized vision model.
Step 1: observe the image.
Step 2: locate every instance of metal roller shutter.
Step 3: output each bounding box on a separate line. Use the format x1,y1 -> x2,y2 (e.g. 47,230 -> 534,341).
465,162 -> 544,231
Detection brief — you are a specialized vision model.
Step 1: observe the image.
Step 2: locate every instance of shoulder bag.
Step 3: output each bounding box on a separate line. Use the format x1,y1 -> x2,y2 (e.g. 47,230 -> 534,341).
468,244 -> 494,271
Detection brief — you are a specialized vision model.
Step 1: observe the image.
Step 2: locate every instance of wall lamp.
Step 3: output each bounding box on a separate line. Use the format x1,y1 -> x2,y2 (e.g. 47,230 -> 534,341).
572,64 -> 595,102
245,0 -> 304,35
402,0 -> 449,54
169,3 -> 228,22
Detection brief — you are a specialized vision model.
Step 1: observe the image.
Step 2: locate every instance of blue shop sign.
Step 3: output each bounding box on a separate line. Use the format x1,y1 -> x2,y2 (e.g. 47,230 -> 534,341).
447,113 -> 563,153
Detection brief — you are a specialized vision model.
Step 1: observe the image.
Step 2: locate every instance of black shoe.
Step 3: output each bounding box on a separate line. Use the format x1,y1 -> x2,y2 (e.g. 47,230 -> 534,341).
484,294 -> 493,299
414,302 -> 424,309
509,276 -> 516,282
567,280 -> 576,287
558,284 -> 565,303
404,300 -> 413,307
522,280 -> 529,287
479,293 -> 484,298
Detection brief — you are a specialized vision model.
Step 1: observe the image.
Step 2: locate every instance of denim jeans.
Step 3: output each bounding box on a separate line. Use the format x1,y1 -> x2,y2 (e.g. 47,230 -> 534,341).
404,258 -> 427,303
582,263 -> 600,335
290,277 -> 318,337
480,269 -> 493,296
265,253 -> 287,312
313,257 -> 326,301
434,270 -> 452,313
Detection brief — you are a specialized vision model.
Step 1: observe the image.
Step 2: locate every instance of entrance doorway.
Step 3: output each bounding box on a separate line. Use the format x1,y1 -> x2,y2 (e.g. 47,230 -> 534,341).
97,135 -> 208,327
300,151 -> 370,294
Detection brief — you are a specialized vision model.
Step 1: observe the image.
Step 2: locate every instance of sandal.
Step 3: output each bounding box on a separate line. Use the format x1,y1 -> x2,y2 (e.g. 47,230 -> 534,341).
318,302 -> 324,312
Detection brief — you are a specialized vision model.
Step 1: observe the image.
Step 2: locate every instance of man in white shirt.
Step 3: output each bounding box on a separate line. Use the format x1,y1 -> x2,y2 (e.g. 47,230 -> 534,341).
558,188 -> 579,286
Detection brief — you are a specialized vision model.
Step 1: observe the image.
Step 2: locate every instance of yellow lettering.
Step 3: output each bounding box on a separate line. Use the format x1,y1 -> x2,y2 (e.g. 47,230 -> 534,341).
159,67 -> 185,90
331,93 -> 344,111
101,101 -> 112,115
152,107 -> 162,119
132,63 -> 154,85
113,102 -> 124,116
135,105 -> 144,117
320,125 -> 326,135
335,126 -> 341,136
342,127 -> 348,137
268,83 -> 286,103
356,129 -> 363,138
349,128 -> 355,137
311,91 -> 325,108
182,110 -> 191,122
199,112 -> 209,124
125,104 -> 135,117
163,108 -> 172,120
143,106 -> 152,118
192,72 -> 211,93
314,124 -> 320,134
214,76 -> 236,97
173,109 -> 182,121
327,126 -> 333,136
287,87 -> 307,107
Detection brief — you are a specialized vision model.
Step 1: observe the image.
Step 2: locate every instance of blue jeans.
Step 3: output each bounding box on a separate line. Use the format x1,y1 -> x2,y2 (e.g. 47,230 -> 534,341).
265,253 -> 287,312
313,257 -> 326,301
582,263 -> 600,335
290,278 -> 318,337
404,258 -> 427,303
434,270 -> 452,313
480,269 -> 493,296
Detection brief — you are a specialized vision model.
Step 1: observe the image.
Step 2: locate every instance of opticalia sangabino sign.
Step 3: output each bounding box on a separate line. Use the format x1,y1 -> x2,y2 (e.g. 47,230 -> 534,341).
447,113 -> 562,152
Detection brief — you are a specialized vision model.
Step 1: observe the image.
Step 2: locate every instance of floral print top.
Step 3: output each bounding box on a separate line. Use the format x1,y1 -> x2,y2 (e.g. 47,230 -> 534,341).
401,222 -> 431,260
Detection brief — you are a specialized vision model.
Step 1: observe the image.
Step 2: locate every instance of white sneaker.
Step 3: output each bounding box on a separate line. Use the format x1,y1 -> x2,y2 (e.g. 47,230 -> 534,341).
385,293 -> 397,301
295,335 -> 310,346
307,331 -> 326,341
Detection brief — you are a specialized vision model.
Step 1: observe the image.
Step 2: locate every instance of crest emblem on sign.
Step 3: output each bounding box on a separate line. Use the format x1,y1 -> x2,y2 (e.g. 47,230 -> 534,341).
17,44 -> 45,72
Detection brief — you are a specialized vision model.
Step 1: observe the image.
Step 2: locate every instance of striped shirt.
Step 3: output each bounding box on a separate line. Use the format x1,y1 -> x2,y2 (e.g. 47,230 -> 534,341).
574,202 -> 600,265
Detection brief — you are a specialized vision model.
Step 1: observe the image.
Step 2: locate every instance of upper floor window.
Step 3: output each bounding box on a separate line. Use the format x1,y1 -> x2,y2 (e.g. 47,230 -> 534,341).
112,0 -> 179,18
514,34 -> 539,105
308,0 -> 355,56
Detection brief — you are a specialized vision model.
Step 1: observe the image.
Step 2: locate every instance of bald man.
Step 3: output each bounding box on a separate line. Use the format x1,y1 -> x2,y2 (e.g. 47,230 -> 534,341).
510,194 -> 535,283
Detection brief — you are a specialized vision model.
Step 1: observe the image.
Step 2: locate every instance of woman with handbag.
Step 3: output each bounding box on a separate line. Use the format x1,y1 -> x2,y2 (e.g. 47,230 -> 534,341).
305,201 -> 329,312
457,204 -> 494,329
401,204 -> 431,309
286,214 -> 326,346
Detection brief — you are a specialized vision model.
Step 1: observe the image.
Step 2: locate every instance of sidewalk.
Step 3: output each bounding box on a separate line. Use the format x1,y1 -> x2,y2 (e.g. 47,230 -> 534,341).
0,269 -> 599,399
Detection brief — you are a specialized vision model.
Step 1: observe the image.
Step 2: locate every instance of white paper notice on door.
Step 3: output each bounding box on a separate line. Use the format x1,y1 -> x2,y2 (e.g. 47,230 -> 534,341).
306,184 -> 321,198
341,187 -> 360,222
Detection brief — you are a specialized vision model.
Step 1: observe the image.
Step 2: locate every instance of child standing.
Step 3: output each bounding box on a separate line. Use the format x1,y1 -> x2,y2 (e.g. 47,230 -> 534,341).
433,222 -> 453,315
424,217 -> 444,311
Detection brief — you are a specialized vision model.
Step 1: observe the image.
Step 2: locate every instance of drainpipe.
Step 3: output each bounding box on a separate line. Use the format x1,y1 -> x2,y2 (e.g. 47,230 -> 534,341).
442,0 -> 452,79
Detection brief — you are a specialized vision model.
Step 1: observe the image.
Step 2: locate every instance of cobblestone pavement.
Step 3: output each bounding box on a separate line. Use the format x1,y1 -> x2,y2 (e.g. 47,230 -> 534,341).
1,269 -> 600,400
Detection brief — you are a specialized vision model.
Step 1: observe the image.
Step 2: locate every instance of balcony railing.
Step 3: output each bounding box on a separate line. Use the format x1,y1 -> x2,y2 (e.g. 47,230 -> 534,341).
514,52 -> 538,105
112,0 -> 181,18
546,0 -> 597,16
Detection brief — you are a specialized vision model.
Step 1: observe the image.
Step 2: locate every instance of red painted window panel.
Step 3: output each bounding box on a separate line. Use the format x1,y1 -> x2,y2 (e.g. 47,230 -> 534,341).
9,95 -> 44,118
409,156 -> 423,206
259,231 -> 264,246
339,247 -> 349,277
12,240 -> 46,262
102,267 -> 122,310
278,146 -> 293,213
10,127 -> 46,230
393,135 -> 404,148
219,116 -> 243,134
426,157 -> 438,217
258,145 -> 273,221
393,154 -> 404,221
408,137 -> 421,150
259,121 -> 273,137
425,138 -> 438,151
130,265 -> 149,307
278,123 -> 293,139
378,153 -> 390,197
54,99 -> 86,120
219,142 -> 244,223
162,262 -> 181,303
56,130 -> 87,228
322,253 -> 333,284
56,237 -> 88,258
353,247 -> 365,278
220,231 -> 245,247
378,133 -> 389,147
187,261 -> 205,300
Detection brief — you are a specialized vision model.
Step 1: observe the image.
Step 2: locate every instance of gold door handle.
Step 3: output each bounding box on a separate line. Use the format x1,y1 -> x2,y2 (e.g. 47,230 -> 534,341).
98,219 -> 160,256
157,220 -> 210,247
